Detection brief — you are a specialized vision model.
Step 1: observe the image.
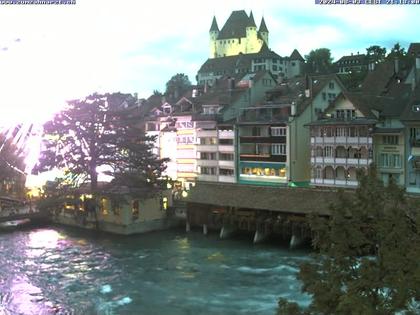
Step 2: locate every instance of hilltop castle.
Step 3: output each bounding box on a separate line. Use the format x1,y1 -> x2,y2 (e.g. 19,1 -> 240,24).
209,10 -> 269,58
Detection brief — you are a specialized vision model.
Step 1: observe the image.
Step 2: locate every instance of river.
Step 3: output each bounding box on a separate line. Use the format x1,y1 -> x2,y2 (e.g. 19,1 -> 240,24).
0,226 -> 311,315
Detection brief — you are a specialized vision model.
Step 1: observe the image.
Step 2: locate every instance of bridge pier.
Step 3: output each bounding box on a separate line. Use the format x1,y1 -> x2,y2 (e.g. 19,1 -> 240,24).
253,228 -> 270,244
289,234 -> 304,249
219,225 -> 236,239
203,224 -> 208,235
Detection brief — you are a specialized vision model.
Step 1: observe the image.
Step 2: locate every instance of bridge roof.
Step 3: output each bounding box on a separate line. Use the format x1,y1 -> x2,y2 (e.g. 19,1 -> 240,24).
186,182 -> 342,216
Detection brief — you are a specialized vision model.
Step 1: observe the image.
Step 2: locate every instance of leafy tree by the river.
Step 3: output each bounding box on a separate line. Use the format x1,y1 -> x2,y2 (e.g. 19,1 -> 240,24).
0,133 -> 26,197
278,167 -> 420,315
33,92 -> 168,201
304,48 -> 334,74
165,73 -> 192,100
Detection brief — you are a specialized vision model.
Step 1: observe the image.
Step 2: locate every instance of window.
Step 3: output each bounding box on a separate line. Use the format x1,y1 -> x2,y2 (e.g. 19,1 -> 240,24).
382,135 -> 399,145
219,168 -> 234,176
132,200 -> 140,221
271,127 -> 286,136
322,92 -> 326,101
272,65 -> 278,71
219,139 -> 233,145
336,127 -> 347,137
329,82 -> 335,89
200,167 -> 217,175
200,137 -> 217,145
219,153 -> 234,160
200,152 -> 217,160
379,153 -> 401,168
323,146 -> 333,157
271,143 -> 286,155
252,127 -> 262,136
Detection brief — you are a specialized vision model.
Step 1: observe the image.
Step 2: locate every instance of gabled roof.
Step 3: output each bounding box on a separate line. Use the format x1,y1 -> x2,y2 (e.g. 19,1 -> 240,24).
193,71 -> 276,117
262,74 -> 345,116
259,16 -> 268,33
218,10 -> 254,40
210,16 -> 219,32
335,54 -> 368,65
289,49 -> 305,62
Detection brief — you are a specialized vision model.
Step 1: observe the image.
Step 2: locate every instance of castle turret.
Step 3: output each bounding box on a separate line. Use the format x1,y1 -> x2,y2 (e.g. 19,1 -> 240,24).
209,16 -> 219,58
258,17 -> 269,46
245,11 -> 257,53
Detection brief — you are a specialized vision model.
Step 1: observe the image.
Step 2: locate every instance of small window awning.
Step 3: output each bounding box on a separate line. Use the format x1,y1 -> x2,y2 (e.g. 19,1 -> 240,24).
372,128 -> 404,135
196,121 -> 217,129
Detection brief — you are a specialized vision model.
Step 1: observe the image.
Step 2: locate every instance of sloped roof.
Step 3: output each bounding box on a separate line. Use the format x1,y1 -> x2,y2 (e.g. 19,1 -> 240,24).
198,45 -> 281,75
335,54 -> 367,65
290,49 -> 305,62
259,16 -> 268,33
361,61 -> 396,95
400,85 -> 420,121
218,10 -> 253,40
210,16 -> 219,32
408,43 -> 420,57
248,11 -> 256,27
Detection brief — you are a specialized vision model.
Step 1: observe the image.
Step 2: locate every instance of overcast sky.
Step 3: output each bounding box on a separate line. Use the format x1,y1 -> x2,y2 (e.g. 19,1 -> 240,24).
0,0 -> 419,125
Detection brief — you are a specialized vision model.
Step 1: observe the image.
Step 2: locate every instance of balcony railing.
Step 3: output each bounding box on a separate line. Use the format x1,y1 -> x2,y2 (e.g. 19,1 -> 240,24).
311,136 -> 372,146
311,178 -> 358,187
311,157 -> 372,166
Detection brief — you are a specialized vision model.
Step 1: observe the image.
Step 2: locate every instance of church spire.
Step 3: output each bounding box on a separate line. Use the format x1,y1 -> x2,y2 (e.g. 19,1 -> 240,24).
209,16 -> 219,32
259,17 -> 268,33
248,11 -> 256,27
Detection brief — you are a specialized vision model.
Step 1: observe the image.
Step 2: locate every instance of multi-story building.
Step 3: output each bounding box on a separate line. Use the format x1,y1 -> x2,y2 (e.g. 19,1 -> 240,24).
334,53 -> 368,74
236,105 -> 290,185
309,92 -> 380,187
193,72 -> 277,184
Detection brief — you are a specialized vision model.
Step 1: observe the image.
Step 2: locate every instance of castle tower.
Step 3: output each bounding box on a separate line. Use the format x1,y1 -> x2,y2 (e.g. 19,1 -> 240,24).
209,16 -> 219,58
258,16 -> 269,46
245,11 -> 258,53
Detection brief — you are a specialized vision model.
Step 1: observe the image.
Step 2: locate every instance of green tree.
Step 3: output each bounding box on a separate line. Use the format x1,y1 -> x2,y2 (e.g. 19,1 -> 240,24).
165,73 -> 191,100
304,48 -> 334,74
278,167 -> 420,315
33,92 -> 168,202
386,42 -> 407,60
366,45 -> 387,64
0,133 -> 26,197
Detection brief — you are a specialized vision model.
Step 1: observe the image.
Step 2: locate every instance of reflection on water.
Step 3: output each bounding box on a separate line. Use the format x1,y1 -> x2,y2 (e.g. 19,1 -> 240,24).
0,227 -> 311,315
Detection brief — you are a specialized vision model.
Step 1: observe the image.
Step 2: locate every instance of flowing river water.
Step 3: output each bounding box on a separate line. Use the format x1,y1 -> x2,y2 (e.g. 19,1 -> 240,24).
0,226 -> 311,315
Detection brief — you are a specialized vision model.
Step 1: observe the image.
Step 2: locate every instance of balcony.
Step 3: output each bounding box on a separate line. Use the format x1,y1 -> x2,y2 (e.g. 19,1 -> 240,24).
197,130 -> 217,138
311,136 -> 372,146
311,157 -> 372,166
311,178 -> 358,188
219,145 -> 234,152
197,160 -> 218,167
218,130 -> 234,139
218,160 -> 235,168
196,144 -> 218,152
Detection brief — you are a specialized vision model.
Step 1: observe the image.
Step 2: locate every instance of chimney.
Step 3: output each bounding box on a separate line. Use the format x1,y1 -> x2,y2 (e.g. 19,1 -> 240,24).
368,62 -> 375,72
291,102 -> 296,116
394,57 -> 400,74
412,76 -> 416,92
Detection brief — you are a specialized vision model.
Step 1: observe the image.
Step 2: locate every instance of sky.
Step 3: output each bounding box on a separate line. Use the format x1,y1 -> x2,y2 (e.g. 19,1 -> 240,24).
0,0 -> 420,126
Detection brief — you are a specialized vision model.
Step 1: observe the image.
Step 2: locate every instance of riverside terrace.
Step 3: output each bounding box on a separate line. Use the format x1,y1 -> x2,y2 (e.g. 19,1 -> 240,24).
183,182 -> 342,247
